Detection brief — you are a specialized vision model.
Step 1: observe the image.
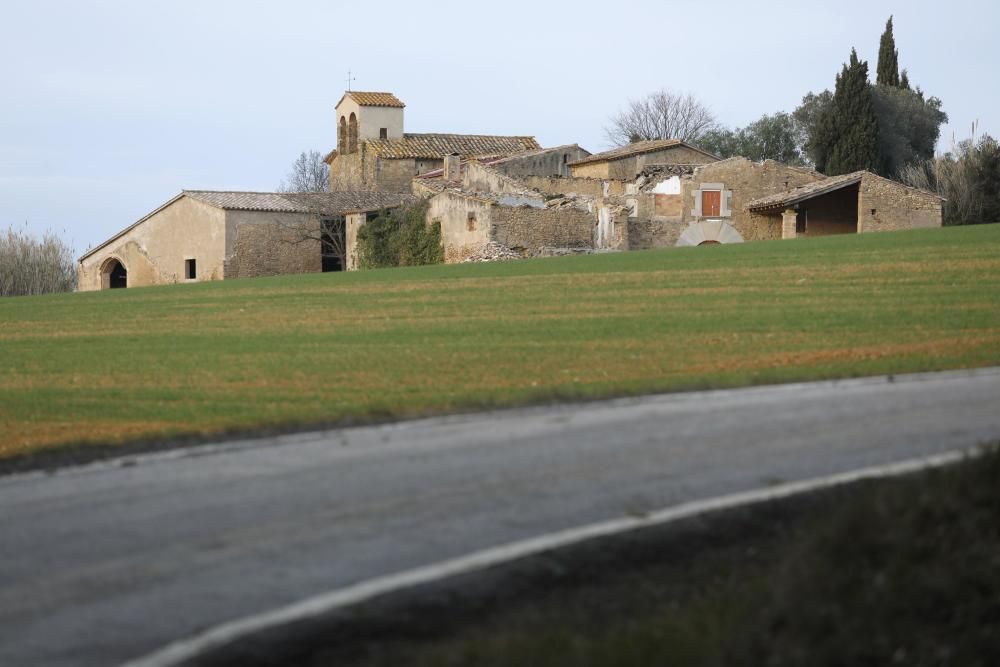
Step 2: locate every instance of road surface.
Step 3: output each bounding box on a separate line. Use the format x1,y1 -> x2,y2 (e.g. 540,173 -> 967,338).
2,368 -> 999,666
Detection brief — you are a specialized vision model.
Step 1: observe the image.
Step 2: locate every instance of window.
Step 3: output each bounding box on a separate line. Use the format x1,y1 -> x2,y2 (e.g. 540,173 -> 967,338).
185,258 -> 196,280
467,212 -> 477,231
379,127 -> 388,139
796,210 -> 807,234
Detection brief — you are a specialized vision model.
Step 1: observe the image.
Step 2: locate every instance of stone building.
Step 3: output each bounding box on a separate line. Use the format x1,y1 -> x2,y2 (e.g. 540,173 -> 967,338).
566,139 -> 719,180
407,146 -> 943,265
745,170 -> 944,239
78,190 -> 414,290
326,91 -> 541,193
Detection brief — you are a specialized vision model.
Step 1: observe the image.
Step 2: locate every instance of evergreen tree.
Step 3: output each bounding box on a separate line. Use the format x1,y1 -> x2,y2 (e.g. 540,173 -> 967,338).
899,69 -> 911,90
877,16 -> 900,87
820,49 -> 880,175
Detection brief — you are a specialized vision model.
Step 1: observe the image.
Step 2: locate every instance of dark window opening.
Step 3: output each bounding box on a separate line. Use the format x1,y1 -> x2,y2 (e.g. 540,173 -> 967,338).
107,260 -> 127,289
562,154 -> 568,164
321,217 -> 346,272
379,127 -> 388,139
185,258 -> 197,279
467,212 -> 477,231
796,210 -> 808,234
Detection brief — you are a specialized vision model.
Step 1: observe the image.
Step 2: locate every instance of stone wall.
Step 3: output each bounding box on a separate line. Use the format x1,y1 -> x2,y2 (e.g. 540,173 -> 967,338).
224,210 -> 322,279
345,212 -> 367,271
685,158 -> 824,242
427,190 -> 495,263
375,157 -> 420,193
77,195 -> 227,291
493,145 -> 591,178
490,205 -> 596,256
571,145 -> 717,180
627,218 -> 687,249
858,173 -> 942,232
330,152 -> 368,191
520,175 -> 626,199
464,162 -> 539,198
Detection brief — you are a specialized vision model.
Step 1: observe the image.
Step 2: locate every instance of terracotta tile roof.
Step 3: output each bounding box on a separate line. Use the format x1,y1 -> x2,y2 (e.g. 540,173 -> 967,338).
745,172 -> 867,211
184,190 -> 417,215
365,133 -> 540,160
567,139 -> 718,167
340,91 -> 405,108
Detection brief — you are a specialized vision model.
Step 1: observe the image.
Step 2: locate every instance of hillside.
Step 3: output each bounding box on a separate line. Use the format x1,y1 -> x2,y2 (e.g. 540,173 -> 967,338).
1,225 -> 998,462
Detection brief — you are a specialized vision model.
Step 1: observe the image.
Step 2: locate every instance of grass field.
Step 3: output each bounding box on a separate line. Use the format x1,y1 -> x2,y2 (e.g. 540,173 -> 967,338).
1,225 -> 999,460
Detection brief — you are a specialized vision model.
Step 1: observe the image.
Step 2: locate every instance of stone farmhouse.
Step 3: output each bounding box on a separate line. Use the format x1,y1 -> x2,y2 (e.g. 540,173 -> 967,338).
410,136 -> 942,264
78,89 -> 943,289
77,190 -> 414,291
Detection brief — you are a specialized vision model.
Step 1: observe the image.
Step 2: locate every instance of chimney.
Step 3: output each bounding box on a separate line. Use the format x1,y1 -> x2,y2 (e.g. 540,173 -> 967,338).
444,153 -> 461,181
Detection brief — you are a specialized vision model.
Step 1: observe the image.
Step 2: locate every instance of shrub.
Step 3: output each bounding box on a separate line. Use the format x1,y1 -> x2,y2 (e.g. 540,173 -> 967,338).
357,201 -> 442,269
900,134 -> 1000,225
0,225 -> 77,296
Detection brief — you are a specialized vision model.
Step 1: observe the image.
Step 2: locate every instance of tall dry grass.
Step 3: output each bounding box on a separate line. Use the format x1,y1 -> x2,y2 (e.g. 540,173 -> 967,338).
0,225 -> 77,297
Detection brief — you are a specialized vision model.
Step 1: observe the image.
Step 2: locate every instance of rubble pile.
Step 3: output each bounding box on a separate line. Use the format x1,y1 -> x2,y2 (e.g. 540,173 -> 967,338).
463,242 -> 522,263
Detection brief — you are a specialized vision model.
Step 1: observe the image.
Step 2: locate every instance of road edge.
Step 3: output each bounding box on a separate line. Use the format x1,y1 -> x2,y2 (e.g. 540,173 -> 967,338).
122,447 -> 976,667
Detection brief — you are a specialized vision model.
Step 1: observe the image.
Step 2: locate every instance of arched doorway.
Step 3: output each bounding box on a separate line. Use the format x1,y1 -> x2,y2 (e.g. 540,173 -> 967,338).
675,220 -> 744,247
101,258 -> 127,289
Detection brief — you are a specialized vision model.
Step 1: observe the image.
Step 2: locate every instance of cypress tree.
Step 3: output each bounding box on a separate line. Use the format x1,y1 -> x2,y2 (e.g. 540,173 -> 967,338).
900,69 -> 911,90
823,49 -> 880,175
877,16 -> 900,87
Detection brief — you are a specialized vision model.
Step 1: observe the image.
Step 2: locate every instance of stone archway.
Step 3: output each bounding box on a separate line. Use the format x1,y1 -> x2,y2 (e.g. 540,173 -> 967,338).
100,257 -> 127,289
676,220 -> 744,247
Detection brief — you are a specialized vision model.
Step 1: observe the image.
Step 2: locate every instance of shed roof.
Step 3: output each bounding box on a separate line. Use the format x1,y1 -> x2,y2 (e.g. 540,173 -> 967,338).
567,139 -> 719,167
365,133 -> 540,160
745,172 -> 867,212
336,91 -> 406,108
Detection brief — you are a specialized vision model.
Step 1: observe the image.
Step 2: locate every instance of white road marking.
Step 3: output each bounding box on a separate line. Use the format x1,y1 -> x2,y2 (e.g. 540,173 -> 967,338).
122,447 -> 975,667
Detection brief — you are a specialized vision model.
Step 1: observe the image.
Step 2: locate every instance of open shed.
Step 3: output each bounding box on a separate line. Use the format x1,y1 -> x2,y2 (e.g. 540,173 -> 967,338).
746,171 -> 943,239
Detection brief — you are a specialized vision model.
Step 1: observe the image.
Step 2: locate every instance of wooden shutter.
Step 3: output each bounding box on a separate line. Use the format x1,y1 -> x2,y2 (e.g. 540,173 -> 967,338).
702,190 -> 721,217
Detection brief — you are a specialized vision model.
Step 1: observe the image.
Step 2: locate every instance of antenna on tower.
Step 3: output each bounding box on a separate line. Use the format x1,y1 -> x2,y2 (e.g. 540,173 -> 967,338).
346,70 -> 356,91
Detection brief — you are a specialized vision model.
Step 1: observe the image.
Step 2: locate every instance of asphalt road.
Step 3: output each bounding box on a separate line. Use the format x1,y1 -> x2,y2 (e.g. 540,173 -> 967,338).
2,368 -> 999,667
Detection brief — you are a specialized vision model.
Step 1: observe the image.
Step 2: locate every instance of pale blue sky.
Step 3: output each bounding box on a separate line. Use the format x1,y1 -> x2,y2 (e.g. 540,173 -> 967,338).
2,0 -> 997,254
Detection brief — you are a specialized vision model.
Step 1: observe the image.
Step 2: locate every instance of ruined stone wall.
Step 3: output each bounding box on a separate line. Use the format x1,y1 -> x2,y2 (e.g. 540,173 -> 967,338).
521,175 -> 626,199
858,173 -> 942,233
627,218 -> 687,249
571,145 -> 717,181
464,162 -> 534,196
224,211 -> 322,279
77,195 -> 227,291
428,190 -> 494,263
494,146 -> 591,178
490,205 -> 596,257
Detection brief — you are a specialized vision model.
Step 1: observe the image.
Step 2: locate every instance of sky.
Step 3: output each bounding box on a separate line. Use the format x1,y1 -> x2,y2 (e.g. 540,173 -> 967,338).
2,0 -> 998,255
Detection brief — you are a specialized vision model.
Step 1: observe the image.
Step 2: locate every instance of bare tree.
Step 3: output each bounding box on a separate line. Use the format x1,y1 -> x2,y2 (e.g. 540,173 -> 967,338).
277,216 -> 347,271
605,89 -> 718,147
277,150 -> 329,192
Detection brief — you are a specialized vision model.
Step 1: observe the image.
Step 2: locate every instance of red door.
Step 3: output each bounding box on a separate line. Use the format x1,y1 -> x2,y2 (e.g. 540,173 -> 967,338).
702,190 -> 721,217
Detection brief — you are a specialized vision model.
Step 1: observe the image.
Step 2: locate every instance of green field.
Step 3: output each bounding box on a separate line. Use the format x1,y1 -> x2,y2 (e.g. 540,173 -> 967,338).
1,225 -> 999,460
